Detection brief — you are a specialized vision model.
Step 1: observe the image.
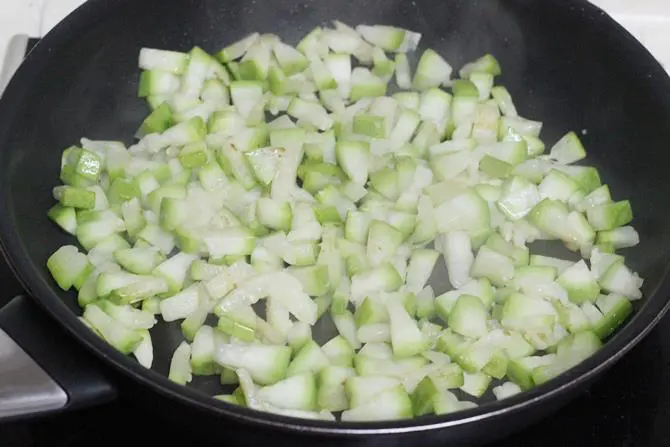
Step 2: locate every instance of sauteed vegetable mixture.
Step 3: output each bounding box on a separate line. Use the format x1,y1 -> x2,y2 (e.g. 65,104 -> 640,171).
46,22 -> 643,421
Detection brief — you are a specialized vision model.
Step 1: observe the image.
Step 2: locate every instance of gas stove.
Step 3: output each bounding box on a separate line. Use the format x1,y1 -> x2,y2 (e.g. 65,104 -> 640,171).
1,1 -> 670,446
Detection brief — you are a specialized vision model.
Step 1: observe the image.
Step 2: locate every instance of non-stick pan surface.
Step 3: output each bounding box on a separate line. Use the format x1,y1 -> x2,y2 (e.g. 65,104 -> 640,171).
1,0 -> 670,445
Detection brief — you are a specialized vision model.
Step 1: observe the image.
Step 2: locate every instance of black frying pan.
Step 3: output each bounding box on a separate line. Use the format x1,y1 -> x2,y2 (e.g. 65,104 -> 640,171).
1,0 -> 669,445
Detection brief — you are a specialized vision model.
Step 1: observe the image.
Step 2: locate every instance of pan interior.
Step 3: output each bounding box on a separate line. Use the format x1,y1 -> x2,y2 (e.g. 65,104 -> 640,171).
1,0 -> 670,420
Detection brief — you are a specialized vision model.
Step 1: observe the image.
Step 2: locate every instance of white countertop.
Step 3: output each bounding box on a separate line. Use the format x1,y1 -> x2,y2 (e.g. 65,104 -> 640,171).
0,0 -> 669,73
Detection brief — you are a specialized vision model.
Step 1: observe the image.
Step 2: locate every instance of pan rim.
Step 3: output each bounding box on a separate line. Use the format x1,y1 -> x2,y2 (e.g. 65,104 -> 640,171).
0,0 -> 669,436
